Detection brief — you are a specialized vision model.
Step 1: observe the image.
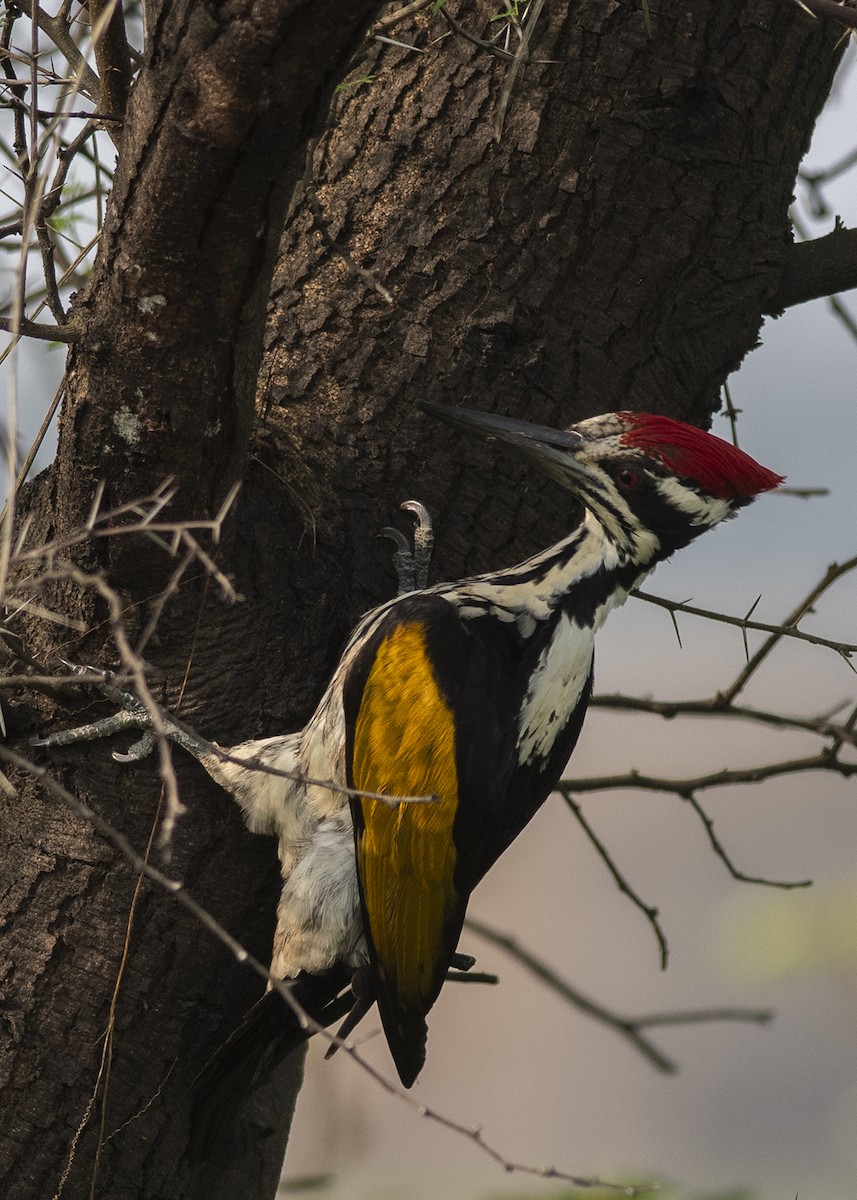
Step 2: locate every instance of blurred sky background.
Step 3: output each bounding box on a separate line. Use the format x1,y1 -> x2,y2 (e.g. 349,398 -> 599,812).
2,32 -> 856,1200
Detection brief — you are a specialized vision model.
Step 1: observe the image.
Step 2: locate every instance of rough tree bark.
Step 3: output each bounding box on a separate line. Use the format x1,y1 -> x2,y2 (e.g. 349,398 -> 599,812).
0,2 -> 846,1200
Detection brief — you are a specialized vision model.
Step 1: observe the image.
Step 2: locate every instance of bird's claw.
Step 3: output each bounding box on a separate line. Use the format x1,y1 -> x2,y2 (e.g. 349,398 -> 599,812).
111,729 -> 158,763
30,661 -> 156,758
379,500 -> 434,596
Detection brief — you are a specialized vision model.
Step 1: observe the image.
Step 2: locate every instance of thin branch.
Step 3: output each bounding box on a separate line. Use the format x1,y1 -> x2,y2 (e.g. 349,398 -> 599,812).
717,555 -> 857,703
35,214 -> 67,323
803,147 -> 857,196
590,691 -> 857,751
632,566 -> 857,669
12,376 -> 65,495
43,120 -> 101,223
0,312 -> 80,341
562,750 -> 857,800
494,0 -> 548,141
789,210 -> 857,344
563,792 -> 670,968
681,791 -> 812,889
32,8 -> 101,101
465,916 -> 772,1075
440,8 -> 518,59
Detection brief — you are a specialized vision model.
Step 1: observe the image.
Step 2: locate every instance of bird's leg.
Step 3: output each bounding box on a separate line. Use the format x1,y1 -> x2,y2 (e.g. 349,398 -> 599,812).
379,500 -> 434,596
30,662 -> 211,766
401,500 -> 434,590
323,966 -> 374,1059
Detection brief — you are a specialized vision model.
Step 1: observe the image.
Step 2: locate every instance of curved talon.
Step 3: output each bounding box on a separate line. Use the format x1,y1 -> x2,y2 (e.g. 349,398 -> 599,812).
379,502 -> 436,595
379,526 -> 416,596
377,527 -> 410,554
400,499 -> 431,527
401,500 -> 434,590
112,729 -> 157,763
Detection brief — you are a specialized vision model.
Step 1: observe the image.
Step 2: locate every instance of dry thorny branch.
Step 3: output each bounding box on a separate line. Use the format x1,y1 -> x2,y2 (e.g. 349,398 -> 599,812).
0,1 -> 131,344
560,552 -> 857,968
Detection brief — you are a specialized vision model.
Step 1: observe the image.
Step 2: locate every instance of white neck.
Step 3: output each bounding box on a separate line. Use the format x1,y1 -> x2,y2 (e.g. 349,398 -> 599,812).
441,511 -> 655,636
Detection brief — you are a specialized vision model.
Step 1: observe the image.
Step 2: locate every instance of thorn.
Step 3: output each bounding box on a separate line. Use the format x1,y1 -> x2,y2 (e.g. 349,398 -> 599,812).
668,608 -> 682,649
744,594 -> 762,621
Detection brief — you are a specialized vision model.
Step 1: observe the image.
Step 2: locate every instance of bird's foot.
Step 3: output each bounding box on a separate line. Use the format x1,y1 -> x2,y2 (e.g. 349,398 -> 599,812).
30,662 -> 158,762
323,967 -> 375,1059
379,500 -> 434,596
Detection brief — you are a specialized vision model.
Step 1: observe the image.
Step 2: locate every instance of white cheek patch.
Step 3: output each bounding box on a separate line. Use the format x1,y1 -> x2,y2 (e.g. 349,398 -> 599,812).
654,476 -> 732,526
517,611 -> 594,764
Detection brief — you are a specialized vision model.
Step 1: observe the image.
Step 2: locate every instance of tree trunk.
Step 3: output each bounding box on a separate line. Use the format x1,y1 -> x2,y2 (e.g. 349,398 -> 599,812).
0,2 -> 843,1199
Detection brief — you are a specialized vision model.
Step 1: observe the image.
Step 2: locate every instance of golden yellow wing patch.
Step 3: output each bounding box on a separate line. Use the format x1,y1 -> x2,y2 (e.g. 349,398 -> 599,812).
353,621 -> 460,1009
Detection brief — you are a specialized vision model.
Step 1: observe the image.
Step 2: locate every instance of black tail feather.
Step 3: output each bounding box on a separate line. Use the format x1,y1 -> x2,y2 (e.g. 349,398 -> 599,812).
190,968 -> 355,1160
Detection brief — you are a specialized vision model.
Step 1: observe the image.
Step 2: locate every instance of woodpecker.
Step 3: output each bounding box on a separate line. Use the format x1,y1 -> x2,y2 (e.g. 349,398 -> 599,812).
34,403 -> 782,1147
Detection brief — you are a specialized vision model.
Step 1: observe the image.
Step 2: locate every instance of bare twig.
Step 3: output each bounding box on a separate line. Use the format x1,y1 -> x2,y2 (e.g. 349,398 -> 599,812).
440,8 -> 518,60
563,751 -> 857,800
788,211 -> 857,344
466,916 -> 772,1074
721,381 -> 741,446
11,377 -> 65,496
633,569 -> 857,666
32,9 -> 101,102
563,791 -> 670,968
590,692 -> 857,752
717,555 -> 857,703
682,791 -> 812,889
0,314 -> 79,341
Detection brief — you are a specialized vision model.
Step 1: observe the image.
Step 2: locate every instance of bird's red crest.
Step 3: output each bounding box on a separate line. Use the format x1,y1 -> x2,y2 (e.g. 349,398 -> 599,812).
617,413 -> 783,500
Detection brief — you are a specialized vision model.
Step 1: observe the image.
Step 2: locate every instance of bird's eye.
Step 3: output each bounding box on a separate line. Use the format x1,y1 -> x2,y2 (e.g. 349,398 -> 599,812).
614,466 -> 640,491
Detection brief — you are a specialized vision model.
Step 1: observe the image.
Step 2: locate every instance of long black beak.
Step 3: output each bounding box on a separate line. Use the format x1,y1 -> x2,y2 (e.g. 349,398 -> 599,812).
418,401 -> 587,490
